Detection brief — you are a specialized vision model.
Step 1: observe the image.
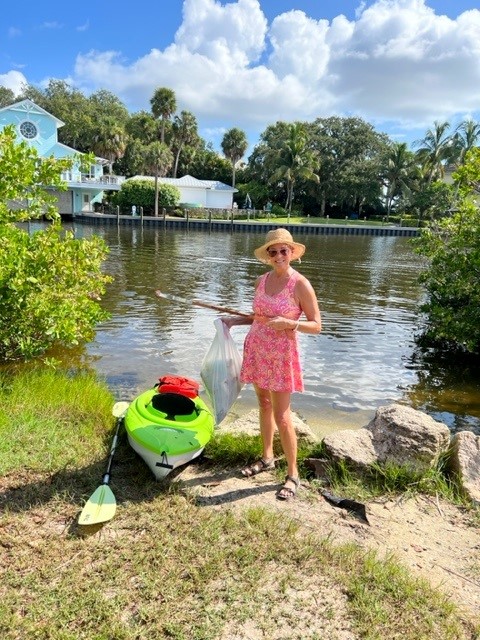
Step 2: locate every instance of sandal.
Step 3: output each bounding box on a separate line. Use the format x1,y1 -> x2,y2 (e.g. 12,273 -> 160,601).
276,475 -> 300,501
241,457 -> 275,477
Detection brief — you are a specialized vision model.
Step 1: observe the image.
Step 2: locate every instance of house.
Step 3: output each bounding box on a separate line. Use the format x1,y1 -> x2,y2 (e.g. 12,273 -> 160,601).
129,174 -> 237,209
0,99 -> 124,215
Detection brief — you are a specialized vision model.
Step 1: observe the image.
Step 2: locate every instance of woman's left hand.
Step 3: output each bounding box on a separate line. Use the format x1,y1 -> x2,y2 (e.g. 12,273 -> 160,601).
266,316 -> 294,331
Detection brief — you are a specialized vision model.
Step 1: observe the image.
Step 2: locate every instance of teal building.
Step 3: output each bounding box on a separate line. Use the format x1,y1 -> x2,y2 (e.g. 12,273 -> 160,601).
0,99 -> 124,215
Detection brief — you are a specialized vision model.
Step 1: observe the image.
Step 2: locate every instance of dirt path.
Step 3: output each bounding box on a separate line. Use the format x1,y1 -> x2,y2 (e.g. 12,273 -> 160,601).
174,410 -> 480,622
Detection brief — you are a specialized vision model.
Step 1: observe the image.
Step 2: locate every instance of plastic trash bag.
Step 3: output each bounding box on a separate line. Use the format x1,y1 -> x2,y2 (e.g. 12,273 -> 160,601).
200,318 -> 244,424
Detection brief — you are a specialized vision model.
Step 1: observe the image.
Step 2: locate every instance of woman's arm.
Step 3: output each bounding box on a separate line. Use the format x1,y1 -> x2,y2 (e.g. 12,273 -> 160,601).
264,276 -> 321,335
295,277 -> 322,334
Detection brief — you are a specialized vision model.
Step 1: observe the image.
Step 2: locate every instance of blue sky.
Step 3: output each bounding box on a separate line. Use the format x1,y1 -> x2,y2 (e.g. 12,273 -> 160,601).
2,0 -> 480,154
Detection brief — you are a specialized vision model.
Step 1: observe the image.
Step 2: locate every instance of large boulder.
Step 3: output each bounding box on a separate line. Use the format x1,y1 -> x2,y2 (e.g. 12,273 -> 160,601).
448,431 -> 480,504
322,403 -> 451,474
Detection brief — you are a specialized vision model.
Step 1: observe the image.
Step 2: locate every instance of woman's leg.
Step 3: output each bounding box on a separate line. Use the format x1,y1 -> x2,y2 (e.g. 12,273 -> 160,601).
254,384 -> 276,462
271,391 -> 298,482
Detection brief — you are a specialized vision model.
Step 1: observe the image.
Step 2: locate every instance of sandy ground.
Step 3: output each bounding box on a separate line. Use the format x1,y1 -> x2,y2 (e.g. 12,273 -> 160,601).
173,410 -> 480,623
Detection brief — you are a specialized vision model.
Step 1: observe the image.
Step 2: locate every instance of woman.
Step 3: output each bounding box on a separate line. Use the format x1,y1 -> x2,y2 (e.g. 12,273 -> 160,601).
223,228 -> 321,500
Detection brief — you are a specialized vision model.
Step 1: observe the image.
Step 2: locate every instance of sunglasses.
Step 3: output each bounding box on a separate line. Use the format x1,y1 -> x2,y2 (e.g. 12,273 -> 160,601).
267,247 -> 290,257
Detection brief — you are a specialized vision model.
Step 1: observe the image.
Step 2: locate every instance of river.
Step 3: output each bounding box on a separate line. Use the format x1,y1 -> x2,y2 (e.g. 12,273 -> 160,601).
52,221 -> 477,437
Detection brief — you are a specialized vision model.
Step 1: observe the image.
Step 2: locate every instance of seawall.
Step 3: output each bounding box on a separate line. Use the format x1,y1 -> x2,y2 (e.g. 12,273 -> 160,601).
74,212 -> 419,237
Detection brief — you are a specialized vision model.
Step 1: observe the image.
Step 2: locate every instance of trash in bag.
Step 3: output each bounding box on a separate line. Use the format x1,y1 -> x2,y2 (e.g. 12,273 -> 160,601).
200,318 -> 243,424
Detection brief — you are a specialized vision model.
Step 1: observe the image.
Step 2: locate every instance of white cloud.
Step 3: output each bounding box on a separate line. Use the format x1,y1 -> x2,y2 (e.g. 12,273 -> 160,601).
29,0 -> 480,145
0,70 -> 28,94
39,22 -> 63,30
330,0 -> 480,126
76,20 -> 90,33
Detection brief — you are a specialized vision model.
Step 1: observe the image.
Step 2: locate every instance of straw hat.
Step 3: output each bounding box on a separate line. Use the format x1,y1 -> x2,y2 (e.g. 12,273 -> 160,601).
254,228 -> 306,263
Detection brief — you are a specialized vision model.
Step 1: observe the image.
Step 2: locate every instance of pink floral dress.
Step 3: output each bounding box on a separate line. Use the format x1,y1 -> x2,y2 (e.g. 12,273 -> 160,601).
241,270 -> 303,392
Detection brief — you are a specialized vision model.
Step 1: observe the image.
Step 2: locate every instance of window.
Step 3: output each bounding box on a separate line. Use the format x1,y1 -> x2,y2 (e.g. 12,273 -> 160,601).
19,121 -> 38,140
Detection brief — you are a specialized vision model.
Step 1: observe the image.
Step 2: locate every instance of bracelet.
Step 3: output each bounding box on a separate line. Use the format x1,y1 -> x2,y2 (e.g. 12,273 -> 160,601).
294,319 -> 300,331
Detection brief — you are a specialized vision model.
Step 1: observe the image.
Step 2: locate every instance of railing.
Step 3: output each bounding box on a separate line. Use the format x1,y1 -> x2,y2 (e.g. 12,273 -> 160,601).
61,173 -> 126,187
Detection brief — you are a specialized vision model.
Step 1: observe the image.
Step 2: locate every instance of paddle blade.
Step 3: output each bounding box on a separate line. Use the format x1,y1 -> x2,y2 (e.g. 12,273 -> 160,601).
112,401 -> 129,418
78,484 -> 116,526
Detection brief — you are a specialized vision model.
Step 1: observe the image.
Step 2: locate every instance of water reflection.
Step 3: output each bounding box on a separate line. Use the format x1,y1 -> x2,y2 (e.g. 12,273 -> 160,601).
19,222 -> 480,436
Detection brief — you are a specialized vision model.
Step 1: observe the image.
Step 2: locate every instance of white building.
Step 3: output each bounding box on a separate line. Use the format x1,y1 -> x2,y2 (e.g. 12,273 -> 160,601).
130,174 -> 237,209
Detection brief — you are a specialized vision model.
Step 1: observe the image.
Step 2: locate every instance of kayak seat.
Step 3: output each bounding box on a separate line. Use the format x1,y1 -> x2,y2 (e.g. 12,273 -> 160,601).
150,392 -> 198,421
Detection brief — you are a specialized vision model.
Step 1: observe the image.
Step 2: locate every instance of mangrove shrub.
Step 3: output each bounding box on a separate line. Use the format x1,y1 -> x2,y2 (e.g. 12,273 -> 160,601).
0,125 -> 111,360
414,149 -> 480,354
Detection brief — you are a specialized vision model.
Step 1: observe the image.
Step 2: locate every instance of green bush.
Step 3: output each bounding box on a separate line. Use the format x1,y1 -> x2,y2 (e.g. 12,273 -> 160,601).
0,223 -> 111,360
116,179 -> 180,213
0,125 -> 111,361
413,149 -> 480,355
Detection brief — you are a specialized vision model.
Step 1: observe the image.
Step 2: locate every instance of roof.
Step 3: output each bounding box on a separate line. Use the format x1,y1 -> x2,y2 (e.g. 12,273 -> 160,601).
0,99 -> 65,127
129,174 -> 237,192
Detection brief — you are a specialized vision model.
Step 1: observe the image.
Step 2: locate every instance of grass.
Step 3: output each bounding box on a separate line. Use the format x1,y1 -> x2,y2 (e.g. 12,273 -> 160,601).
0,368 -> 479,639
206,435 -> 465,506
236,215 -> 392,227
272,216 -> 391,226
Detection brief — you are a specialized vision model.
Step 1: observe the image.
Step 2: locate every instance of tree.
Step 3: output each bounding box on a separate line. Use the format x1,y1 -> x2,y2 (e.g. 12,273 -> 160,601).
267,122 -> 319,213
413,148 -> 480,354
171,110 -> 199,177
0,86 -> 16,107
414,121 -> 453,184
381,142 -> 417,219
308,116 -> 389,217
118,139 -> 150,178
92,117 -> 128,174
150,87 -> 177,145
126,111 -> 159,145
404,181 -> 455,224
145,141 -> 174,217
451,119 -> 480,167
0,126 -> 111,360
221,127 -> 248,188
189,145 -> 232,183
21,80 -> 94,151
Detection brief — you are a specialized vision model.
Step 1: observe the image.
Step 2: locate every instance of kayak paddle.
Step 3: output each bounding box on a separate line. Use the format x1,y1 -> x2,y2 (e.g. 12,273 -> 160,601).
78,401 -> 130,526
155,289 -> 251,317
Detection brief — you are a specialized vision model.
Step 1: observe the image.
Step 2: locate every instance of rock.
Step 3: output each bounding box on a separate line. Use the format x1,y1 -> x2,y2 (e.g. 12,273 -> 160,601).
366,404 -> 451,473
322,429 -> 377,472
304,458 -> 330,480
322,403 -> 450,474
448,431 -> 480,503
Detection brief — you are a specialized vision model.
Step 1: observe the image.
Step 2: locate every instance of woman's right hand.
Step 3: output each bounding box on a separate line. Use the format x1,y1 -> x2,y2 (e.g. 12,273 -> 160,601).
220,316 -> 236,328
220,314 -> 254,328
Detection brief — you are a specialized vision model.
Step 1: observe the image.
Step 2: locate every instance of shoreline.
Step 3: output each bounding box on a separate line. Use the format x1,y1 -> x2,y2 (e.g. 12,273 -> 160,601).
72,211 -> 419,237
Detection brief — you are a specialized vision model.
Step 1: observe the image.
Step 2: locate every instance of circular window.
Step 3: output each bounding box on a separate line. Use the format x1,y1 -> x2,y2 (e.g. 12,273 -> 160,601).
19,121 -> 38,139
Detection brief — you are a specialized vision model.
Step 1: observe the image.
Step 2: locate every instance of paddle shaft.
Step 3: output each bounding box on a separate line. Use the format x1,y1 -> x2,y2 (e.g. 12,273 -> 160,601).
155,289 -> 251,318
102,415 -> 122,485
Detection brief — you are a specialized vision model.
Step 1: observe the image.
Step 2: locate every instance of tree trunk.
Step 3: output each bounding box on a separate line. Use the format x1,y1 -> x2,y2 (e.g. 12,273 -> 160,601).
154,172 -> 159,217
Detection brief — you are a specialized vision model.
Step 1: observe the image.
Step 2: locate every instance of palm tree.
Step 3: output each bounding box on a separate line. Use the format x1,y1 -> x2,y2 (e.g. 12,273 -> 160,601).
451,119 -> 480,167
414,121 -> 453,184
382,142 -> 417,220
92,118 -> 127,174
178,144 -> 198,176
268,122 -> 319,213
145,142 -> 174,217
171,111 -> 199,177
221,127 -> 248,188
150,87 -> 177,145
